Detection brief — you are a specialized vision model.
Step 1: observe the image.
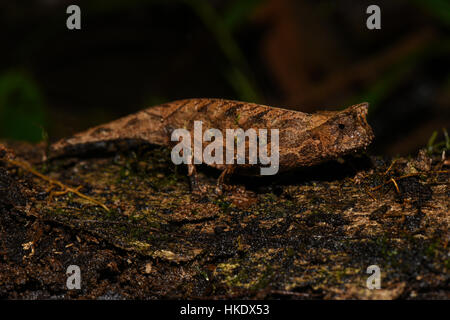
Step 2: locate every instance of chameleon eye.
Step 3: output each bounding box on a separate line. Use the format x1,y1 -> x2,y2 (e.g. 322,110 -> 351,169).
338,124 -> 345,130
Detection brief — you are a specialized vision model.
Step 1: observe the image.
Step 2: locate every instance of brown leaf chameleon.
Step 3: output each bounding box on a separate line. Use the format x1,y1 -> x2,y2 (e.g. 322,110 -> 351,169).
49,98 -> 374,190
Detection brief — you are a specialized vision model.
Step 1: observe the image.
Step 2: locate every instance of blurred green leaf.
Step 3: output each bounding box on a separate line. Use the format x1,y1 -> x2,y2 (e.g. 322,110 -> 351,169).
185,0 -> 261,102
222,0 -> 265,31
349,38 -> 450,114
0,70 -> 47,142
347,62 -> 413,115
427,130 -> 438,154
226,67 -> 259,102
426,128 -> 449,155
413,0 -> 450,27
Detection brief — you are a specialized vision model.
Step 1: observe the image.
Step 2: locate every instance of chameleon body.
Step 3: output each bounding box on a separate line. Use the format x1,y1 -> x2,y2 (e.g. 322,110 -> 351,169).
50,99 -> 374,179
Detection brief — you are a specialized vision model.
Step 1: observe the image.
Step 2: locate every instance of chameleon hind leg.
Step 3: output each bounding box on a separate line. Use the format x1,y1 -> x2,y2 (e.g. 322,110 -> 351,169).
187,163 -> 199,191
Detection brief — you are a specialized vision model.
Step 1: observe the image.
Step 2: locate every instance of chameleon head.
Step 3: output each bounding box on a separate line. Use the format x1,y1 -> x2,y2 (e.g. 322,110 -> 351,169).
304,103 -> 374,163
314,102 -> 374,160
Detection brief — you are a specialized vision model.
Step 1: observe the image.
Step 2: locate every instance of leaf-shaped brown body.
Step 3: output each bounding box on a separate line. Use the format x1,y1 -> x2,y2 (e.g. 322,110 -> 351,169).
50,99 -> 374,174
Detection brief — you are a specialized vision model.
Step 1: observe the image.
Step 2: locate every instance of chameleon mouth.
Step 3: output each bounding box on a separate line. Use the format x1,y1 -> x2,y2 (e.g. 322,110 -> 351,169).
338,102 -> 374,151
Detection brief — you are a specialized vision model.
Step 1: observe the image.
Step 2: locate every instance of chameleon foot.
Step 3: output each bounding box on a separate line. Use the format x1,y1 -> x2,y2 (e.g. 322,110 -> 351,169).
187,164 -> 207,194
215,166 -> 236,195
4,158 -> 109,211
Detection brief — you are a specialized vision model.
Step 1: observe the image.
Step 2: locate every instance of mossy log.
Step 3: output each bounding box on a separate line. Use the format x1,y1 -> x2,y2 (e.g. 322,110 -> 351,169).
0,141 -> 448,299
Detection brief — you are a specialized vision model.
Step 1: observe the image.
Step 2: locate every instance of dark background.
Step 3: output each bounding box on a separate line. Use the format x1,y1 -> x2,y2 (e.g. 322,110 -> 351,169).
1,0 -> 449,156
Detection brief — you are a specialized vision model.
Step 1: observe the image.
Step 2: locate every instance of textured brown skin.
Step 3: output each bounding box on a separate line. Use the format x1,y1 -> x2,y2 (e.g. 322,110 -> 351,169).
50,98 -> 374,175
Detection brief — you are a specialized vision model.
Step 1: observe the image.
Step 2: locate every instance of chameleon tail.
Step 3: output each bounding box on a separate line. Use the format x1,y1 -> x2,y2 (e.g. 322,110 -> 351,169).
48,105 -> 170,158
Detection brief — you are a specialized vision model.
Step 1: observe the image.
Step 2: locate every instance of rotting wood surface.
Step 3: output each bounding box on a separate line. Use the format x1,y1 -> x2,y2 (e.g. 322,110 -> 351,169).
0,142 -> 448,299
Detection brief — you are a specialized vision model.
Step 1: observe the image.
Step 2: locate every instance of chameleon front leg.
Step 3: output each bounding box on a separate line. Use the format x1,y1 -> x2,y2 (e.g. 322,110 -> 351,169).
187,163 -> 202,192
215,165 -> 236,194
186,150 -> 207,193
